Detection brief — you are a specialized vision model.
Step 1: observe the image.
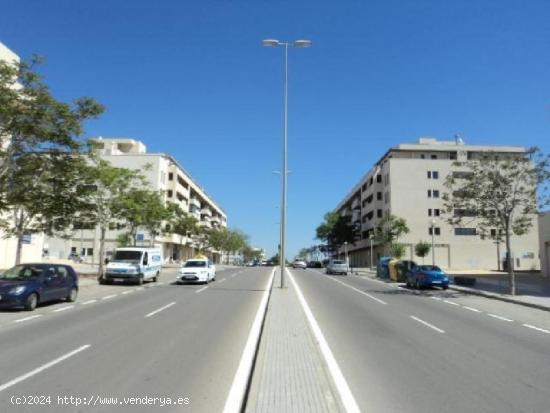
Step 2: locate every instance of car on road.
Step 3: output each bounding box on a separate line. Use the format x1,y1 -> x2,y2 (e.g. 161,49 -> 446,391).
406,265 -> 449,289
307,261 -> 323,268
102,247 -> 162,285
0,263 -> 78,311
292,260 -> 307,270
326,259 -> 349,275
177,258 -> 216,284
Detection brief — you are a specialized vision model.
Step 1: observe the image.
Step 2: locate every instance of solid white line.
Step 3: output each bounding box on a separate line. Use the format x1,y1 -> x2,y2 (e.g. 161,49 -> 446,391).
462,306 -> 482,313
410,315 -> 446,333
13,315 -> 43,323
196,286 -> 208,293
522,324 -> 550,334
82,299 -> 97,305
121,290 -> 134,295
223,268 -> 275,413
0,345 -> 91,392
52,305 -> 74,313
288,269 -> 361,413
323,274 -> 387,305
444,300 -> 460,306
102,294 -> 117,300
145,302 -> 176,318
487,313 -> 514,322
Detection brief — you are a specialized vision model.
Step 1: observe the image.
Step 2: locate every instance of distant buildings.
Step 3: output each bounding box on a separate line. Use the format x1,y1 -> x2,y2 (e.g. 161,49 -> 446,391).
46,138 -> 227,263
334,137 -> 540,270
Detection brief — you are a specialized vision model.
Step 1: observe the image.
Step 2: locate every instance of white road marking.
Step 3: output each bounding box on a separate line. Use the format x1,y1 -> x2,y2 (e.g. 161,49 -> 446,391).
102,294 -> 117,300
13,315 -> 43,323
288,269 -> 361,413
410,315 -> 446,334
444,300 -> 460,306
430,296 -> 443,301
52,305 -> 74,313
223,268 -> 275,413
462,306 -> 482,313
522,324 -> 550,334
0,345 -> 91,393
82,299 -> 97,305
488,313 -> 514,322
323,274 -> 387,305
196,286 -> 208,293
145,302 -> 176,318
135,287 -> 144,291
121,290 -> 134,295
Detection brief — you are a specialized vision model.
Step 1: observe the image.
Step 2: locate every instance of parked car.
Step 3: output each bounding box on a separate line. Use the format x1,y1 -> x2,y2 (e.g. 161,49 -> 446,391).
0,263 -> 78,311
326,259 -> 349,275
307,261 -> 323,268
102,247 -> 163,285
68,252 -> 83,263
406,265 -> 449,289
292,260 -> 307,270
177,258 -> 216,284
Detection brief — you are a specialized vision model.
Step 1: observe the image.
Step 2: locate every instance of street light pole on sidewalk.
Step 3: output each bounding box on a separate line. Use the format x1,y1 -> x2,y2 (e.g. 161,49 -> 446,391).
263,38 -> 312,288
431,219 -> 436,266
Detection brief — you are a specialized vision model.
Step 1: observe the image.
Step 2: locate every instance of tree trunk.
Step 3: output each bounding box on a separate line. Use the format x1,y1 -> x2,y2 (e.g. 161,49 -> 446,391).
15,233 -> 24,265
505,228 -> 516,295
98,226 -> 106,279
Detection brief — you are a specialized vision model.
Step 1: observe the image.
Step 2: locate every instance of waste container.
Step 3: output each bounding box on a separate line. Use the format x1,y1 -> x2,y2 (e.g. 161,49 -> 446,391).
377,257 -> 391,279
389,259 -> 399,282
397,260 -> 417,282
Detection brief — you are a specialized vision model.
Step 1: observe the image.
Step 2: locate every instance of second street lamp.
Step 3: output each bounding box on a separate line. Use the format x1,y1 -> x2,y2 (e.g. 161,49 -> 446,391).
262,38 -> 312,288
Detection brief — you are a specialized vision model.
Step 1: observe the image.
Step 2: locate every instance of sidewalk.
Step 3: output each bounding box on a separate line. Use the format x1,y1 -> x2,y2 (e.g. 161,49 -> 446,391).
246,271 -> 344,413
352,267 -> 550,312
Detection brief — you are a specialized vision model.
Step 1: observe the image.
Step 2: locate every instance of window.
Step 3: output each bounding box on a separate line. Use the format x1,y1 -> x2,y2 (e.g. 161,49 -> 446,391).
168,172 -> 174,181
87,248 -> 93,256
431,154 -> 437,159
56,266 -> 69,278
421,154 -> 425,159
377,209 -> 382,218
376,192 -> 382,200
432,171 -> 439,179
434,209 -> 440,217
427,171 -> 431,179
427,190 -> 432,198
433,190 -> 440,198
491,229 -> 496,237
167,190 -> 173,198
429,227 -> 441,236
455,228 -> 477,236
450,152 -> 457,160
428,209 -> 432,216
376,175 -> 382,183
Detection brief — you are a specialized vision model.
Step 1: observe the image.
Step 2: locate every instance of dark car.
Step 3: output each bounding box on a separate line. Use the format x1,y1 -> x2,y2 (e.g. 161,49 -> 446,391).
0,263 -> 78,311
307,261 -> 323,268
406,265 -> 449,290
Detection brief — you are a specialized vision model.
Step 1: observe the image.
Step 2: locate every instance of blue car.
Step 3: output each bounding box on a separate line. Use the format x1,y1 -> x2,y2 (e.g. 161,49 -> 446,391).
406,265 -> 449,290
0,263 -> 78,311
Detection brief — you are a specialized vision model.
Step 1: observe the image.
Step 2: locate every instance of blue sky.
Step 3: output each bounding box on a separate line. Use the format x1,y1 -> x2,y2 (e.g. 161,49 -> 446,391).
2,0 -> 550,258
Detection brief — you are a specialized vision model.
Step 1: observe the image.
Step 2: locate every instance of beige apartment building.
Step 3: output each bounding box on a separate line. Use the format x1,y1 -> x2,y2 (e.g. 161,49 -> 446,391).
539,212 -> 550,277
46,138 -> 227,263
336,137 -> 540,271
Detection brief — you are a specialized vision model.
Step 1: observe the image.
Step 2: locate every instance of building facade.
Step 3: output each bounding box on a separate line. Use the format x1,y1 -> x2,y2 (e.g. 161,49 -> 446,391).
46,138 -> 227,264
539,212 -> 550,277
335,137 -> 540,271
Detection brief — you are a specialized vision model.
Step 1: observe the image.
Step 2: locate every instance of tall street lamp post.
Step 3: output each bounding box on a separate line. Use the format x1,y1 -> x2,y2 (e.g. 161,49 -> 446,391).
262,38 -> 312,288
431,219 -> 436,266
369,233 -> 374,269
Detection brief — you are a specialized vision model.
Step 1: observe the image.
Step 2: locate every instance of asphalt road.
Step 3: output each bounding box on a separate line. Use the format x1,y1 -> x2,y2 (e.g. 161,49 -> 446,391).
0,266 -> 272,413
289,268 -> 550,413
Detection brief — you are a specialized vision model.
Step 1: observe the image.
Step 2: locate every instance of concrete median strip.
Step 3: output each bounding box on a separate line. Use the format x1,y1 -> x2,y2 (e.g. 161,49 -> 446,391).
222,268 -> 274,413
0,345 -> 91,392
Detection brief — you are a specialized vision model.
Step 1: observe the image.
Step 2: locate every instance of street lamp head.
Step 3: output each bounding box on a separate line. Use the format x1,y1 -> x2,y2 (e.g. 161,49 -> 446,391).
293,39 -> 312,48
431,219 -> 437,226
262,39 -> 280,47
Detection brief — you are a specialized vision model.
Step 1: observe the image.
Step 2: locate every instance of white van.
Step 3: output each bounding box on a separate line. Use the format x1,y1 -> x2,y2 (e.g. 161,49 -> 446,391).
102,247 -> 163,285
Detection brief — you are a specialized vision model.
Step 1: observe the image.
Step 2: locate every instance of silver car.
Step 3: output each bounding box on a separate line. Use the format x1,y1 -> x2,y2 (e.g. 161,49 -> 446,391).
292,260 -> 307,270
326,259 -> 349,275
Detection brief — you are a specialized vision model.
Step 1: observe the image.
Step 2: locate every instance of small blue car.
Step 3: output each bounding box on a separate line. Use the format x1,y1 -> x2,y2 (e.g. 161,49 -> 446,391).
0,263 -> 78,311
406,265 -> 449,290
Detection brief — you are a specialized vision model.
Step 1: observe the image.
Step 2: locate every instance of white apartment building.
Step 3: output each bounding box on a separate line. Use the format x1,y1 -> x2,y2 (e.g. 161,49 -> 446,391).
539,212 -> 550,277
336,137 -> 540,271
46,138 -> 227,264
0,42 -> 46,269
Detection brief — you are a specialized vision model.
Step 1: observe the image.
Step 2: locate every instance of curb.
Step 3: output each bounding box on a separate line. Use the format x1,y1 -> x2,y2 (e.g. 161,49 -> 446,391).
447,285 -> 550,313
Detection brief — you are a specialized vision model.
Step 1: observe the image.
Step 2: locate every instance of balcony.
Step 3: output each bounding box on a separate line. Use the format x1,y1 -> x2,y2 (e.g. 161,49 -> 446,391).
199,220 -> 212,229
351,197 -> 361,210
211,216 -> 221,225
190,198 -> 201,209
201,207 -> 212,217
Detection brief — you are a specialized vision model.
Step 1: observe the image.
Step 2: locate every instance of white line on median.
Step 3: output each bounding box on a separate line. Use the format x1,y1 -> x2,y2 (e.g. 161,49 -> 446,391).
410,315 -> 446,334
323,274 -> 387,305
430,296 -> 443,301
145,302 -> 176,318
102,294 -> 117,300
522,324 -> 550,334
223,268 -> 275,413
52,305 -> 74,313
13,315 -> 43,323
121,290 -> 134,295
196,286 -> 208,293
0,345 -> 91,393
487,314 -> 514,322
443,300 -> 460,306
82,299 -> 97,305
288,269 -> 361,413
462,306 -> 482,313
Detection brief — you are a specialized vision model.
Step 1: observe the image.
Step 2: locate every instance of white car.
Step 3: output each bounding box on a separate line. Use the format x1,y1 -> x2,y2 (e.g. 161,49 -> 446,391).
177,259 -> 216,284
292,260 -> 307,270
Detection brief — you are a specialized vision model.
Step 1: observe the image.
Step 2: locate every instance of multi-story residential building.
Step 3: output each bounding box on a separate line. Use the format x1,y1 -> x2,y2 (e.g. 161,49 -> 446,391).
46,137 -> 227,263
335,137 -> 540,270
539,212 -> 550,277
0,42 -> 46,269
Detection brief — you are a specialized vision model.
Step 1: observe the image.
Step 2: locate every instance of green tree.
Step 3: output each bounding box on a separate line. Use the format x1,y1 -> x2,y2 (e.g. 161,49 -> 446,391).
389,243 -> 406,260
414,241 -> 431,264
373,214 -> 410,256
0,57 -> 104,265
316,211 -> 357,255
139,190 -> 170,247
166,203 -> 199,257
443,149 -> 550,295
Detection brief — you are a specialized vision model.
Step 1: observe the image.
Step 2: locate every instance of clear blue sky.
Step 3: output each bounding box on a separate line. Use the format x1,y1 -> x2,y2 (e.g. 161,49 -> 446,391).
2,0 -> 550,258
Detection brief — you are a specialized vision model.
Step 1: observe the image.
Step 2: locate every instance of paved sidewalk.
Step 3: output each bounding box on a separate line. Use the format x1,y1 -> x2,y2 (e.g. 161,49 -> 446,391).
246,271 -> 344,413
